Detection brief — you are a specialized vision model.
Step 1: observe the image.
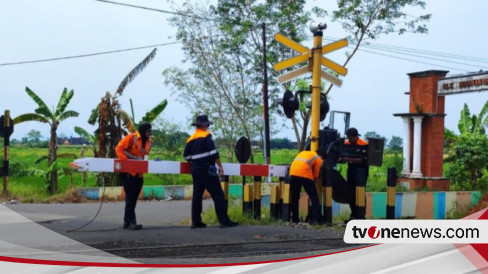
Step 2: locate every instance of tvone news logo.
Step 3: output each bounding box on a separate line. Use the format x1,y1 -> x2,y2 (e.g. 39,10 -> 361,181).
351,224 -> 478,240
350,225 -> 383,239
352,225 -> 443,239
352,225 -> 448,240
345,220 -> 485,244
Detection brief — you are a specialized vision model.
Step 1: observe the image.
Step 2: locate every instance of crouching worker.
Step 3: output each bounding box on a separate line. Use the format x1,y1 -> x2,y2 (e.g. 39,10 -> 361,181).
184,114 -> 238,229
289,148 -> 326,225
115,121 -> 152,230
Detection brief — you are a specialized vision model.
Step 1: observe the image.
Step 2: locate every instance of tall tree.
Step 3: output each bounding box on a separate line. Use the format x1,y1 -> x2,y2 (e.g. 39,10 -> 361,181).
152,118 -> 190,160
163,0 -> 310,161
388,135 -> 403,152
364,131 -> 386,142
27,129 -> 42,143
13,87 -> 79,192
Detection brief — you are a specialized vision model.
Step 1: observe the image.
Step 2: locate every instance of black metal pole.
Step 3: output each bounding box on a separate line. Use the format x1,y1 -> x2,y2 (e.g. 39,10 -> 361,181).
323,167 -> 333,225
253,176 -> 262,220
262,22 -> 271,165
242,175 -> 246,213
387,167 -> 397,219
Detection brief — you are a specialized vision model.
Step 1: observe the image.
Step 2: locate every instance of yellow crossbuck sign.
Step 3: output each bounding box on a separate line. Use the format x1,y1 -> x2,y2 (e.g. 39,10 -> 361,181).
274,33 -> 348,86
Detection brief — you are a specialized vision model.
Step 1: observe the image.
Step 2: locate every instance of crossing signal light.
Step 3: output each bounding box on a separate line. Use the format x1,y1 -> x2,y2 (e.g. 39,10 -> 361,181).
320,94 -> 330,122
235,136 -> 251,164
277,90 -> 329,121
276,90 -> 299,119
305,94 -> 330,122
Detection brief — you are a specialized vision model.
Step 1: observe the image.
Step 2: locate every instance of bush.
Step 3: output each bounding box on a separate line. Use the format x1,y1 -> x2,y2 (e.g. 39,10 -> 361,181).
7,160 -> 32,176
445,134 -> 488,191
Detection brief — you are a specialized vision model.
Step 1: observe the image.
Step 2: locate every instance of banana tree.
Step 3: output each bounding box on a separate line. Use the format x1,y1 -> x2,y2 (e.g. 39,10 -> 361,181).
13,87 -> 79,193
458,101 -> 488,135
88,48 -> 157,160
29,160 -> 64,191
87,48 -> 169,186
74,126 -> 98,156
76,97 -> 167,156
126,98 -> 168,132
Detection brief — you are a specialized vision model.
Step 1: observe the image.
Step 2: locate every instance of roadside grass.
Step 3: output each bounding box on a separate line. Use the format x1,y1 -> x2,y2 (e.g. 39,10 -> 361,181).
201,200 -> 281,226
199,199 -> 351,227
3,145 -> 410,202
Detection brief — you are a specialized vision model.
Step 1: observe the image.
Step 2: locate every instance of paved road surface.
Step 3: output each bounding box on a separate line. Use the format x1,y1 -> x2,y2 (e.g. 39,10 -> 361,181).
3,200 -> 355,264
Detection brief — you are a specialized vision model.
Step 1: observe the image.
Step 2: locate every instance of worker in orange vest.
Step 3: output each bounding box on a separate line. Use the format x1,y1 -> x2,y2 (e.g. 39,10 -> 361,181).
115,122 -> 152,230
289,148 -> 326,225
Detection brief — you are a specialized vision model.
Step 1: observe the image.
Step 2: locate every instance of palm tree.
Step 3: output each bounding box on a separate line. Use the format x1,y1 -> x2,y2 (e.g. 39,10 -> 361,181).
13,87 -> 79,193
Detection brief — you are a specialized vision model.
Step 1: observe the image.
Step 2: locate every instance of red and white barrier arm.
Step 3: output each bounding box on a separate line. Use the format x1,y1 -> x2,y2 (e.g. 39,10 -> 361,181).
71,157 -> 289,177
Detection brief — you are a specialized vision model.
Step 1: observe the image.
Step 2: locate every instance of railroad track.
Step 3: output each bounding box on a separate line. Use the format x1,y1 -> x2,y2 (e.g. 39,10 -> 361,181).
89,237 -> 352,259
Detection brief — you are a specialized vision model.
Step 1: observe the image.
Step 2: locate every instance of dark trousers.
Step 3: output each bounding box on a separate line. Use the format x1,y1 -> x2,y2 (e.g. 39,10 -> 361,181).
290,176 -> 321,223
346,167 -> 368,219
191,166 -> 230,225
330,169 -> 355,215
122,174 -> 143,225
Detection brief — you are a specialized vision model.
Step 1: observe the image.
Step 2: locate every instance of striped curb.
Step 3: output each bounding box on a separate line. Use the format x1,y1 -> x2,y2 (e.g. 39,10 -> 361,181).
77,186 -> 481,219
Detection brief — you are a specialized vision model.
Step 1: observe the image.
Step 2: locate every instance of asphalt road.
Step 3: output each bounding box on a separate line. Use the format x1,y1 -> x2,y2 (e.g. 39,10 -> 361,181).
3,200 -> 355,264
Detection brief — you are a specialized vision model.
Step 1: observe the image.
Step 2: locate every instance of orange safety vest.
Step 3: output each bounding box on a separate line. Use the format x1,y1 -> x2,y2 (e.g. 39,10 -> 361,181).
115,132 -> 152,176
345,138 -> 368,146
186,128 -> 211,144
289,151 -> 323,181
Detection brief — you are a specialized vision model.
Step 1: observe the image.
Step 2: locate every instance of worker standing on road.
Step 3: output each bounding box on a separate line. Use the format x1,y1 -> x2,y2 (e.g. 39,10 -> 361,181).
289,148 -> 326,225
338,127 -> 369,222
115,121 -> 152,230
184,114 -> 238,229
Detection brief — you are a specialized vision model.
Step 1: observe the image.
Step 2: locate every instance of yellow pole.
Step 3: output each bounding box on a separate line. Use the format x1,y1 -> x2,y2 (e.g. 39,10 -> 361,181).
310,31 -> 323,152
220,175 -> 229,201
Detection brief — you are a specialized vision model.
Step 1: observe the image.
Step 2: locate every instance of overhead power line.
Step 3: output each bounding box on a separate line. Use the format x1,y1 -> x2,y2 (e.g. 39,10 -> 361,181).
323,36 -> 488,64
94,0 -> 215,21
320,36 -> 488,72
0,42 -> 180,67
93,0 -> 487,72
2,39 -> 485,72
95,0 -> 187,16
360,44 -> 488,70
361,41 -> 488,63
357,48 -> 472,72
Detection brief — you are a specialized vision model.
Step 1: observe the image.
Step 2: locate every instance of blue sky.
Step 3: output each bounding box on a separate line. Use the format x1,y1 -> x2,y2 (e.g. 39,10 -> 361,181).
1,0 -> 487,143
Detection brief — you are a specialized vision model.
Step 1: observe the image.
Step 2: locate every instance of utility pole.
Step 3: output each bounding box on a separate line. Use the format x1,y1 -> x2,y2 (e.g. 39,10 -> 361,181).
262,22 -> 271,165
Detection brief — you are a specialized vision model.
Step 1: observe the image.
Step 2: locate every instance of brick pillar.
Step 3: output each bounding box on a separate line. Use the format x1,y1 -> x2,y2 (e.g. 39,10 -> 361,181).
396,70 -> 450,191
408,70 -> 448,178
